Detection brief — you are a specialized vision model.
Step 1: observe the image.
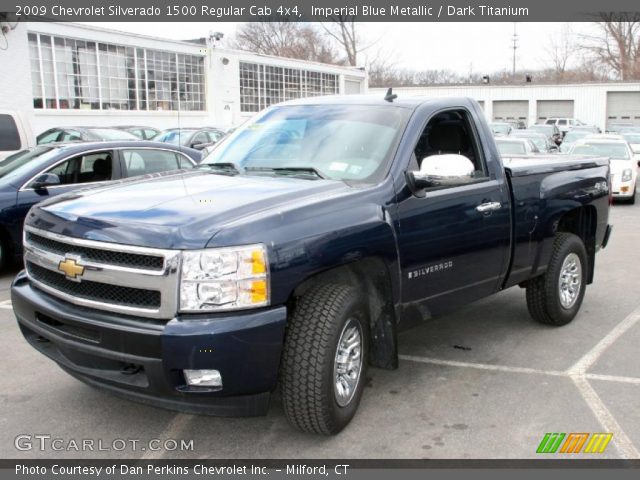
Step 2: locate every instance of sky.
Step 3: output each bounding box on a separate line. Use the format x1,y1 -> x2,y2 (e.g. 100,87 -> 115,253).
83,22 -> 582,74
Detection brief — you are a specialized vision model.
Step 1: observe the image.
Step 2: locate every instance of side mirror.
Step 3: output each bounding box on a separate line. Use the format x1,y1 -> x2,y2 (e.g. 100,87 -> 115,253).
32,173 -> 61,190
408,154 -> 475,191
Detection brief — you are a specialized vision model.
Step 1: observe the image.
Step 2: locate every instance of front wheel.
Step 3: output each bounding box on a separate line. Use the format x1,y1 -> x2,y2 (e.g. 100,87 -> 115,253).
281,283 -> 369,435
526,233 -> 587,326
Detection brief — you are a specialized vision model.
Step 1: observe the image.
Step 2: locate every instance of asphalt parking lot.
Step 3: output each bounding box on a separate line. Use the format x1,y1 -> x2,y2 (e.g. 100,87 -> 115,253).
1,198 -> 639,460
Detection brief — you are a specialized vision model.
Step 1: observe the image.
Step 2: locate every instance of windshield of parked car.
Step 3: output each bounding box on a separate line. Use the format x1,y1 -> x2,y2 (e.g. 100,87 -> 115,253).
563,131 -> 589,144
496,140 -> 526,155
513,133 -> 546,150
154,129 -> 197,146
0,146 -> 57,181
201,105 -> 410,183
489,124 -> 510,135
89,128 -> 138,141
571,143 -> 630,159
530,125 -> 552,134
621,133 -> 640,144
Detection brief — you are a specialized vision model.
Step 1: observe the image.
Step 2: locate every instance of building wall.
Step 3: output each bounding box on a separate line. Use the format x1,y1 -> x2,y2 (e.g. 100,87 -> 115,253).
371,83 -> 640,131
0,22 -> 367,139
0,22 -> 35,124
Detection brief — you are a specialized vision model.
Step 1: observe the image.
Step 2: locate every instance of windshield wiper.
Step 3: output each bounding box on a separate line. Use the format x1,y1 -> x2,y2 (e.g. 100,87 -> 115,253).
245,166 -> 327,179
198,163 -> 240,176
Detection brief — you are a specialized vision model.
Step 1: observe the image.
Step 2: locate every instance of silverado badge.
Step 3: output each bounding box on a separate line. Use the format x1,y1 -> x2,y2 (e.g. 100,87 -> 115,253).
58,257 -> 85,282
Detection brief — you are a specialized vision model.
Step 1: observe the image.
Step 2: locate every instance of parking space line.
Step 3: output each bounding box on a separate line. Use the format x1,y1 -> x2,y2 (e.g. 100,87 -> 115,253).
586,373 -> 640,385
572,375 -> 640,459
399,354 -> 566,377
0,300 -> 12,309
568,305 -> 640,375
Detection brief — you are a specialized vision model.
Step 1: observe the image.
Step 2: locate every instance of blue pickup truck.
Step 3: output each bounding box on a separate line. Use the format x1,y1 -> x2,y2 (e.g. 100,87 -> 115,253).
12,95 -> 612,435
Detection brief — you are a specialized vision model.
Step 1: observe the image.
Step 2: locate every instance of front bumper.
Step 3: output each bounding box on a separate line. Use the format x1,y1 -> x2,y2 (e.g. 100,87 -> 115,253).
11,272 -> 287,416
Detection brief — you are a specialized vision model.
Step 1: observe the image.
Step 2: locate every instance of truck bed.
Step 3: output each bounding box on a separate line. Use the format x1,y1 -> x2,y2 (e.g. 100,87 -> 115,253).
502,155 -> 610,177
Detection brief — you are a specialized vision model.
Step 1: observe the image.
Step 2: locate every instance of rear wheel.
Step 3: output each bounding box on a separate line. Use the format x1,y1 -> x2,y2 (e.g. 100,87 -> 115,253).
281,283 -> 369,435
526,233 -> 587,326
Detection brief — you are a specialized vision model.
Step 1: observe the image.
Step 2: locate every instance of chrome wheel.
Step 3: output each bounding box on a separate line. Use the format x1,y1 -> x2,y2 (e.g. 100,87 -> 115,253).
333,318 -> 363,407
559,252 -> 582,309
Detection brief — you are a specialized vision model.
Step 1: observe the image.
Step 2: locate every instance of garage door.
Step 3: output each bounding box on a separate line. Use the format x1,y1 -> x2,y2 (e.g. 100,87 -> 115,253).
537,100 -> 574,121
344,79 -> 362,95
493,100 -> 528,122
607,92 -> 640,127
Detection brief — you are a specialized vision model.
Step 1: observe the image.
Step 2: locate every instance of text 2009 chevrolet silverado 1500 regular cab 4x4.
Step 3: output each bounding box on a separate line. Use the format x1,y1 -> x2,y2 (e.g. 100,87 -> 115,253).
12,95 -> 612,435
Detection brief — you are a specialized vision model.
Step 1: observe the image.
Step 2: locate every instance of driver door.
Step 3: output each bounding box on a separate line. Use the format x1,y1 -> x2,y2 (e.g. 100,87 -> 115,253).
395,108 -> 511,316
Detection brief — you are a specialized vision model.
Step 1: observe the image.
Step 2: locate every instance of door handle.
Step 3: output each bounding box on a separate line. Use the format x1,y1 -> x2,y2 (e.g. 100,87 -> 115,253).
476,202 -> 502,213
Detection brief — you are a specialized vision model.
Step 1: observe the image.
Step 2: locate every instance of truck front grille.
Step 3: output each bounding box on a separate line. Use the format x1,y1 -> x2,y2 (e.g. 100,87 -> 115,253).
26,232 -> 164,271
27,262 -> 161,309
23,226 -> 181,319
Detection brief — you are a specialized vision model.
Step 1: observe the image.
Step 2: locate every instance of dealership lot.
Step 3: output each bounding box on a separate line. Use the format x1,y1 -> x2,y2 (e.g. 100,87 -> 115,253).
1,198 -> 639,460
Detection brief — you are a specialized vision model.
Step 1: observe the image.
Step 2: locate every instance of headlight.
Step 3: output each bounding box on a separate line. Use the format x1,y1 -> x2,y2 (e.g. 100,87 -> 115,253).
180,245 -> 269,312
621,169 -> 633,182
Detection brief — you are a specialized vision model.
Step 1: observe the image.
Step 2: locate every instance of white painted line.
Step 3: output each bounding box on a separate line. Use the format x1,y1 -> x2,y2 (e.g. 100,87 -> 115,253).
0,300 -> 12,309
140,414 -> 192,460
568,305 -> 640,375
399,354 -> 565,377
586,373 -> 640,385
571,375 -> 640,459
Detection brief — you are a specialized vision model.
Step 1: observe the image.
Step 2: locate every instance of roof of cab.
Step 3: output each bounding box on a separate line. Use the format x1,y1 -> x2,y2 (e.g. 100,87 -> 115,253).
278,93 -> 479,109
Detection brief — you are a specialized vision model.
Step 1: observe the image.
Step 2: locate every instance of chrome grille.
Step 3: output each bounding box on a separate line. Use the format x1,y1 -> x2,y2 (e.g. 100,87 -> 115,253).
26,232 -> 164,270
27,262 -> 161,309
23,226 -> 181,319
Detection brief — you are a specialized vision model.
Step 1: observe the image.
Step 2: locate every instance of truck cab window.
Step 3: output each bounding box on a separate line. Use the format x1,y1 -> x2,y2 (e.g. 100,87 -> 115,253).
414,109 -> 487,179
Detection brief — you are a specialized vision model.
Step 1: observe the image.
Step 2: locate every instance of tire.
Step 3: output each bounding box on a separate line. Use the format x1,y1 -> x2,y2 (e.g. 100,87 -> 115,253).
526,233 -> 587,326
281,283 -> 369,435
628,188 -> 636,205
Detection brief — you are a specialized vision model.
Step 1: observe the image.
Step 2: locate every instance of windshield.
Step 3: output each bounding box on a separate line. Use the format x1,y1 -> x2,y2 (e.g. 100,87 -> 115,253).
563,131 -> 589,143
530,125 -> 552,134
622,133 -> 640,144
490,124 -> 510,135
0,146 -> 57,181
496,140 -> 526,155
89,129 -> 138,141
571,143 -> 630,159
201,105 -> 410,183
154,130 -> 196,146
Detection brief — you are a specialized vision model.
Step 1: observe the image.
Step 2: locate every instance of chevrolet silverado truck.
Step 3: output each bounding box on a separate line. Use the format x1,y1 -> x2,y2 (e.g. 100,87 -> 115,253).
12,95 -> 612,435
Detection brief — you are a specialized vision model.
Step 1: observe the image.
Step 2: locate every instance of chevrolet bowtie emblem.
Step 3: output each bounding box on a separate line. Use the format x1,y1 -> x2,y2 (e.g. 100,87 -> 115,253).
58,257 -> 85,281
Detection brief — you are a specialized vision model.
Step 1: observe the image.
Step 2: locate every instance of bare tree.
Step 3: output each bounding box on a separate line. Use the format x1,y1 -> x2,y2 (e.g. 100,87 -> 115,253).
231,22 -> 342,64
580,15 -> 640,80
545,24 -> 574,81
321,17 -> 363,66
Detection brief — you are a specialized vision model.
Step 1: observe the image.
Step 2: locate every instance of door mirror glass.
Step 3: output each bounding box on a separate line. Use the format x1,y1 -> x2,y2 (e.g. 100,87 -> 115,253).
32,172 -> 61,189
410,154 -> 476,190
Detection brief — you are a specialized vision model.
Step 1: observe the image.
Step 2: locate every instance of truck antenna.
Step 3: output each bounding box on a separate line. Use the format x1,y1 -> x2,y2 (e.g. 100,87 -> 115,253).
384,88 -> 397,103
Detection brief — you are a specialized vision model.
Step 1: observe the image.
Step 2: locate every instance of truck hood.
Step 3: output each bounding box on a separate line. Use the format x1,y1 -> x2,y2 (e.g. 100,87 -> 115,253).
28,170 -> 350,249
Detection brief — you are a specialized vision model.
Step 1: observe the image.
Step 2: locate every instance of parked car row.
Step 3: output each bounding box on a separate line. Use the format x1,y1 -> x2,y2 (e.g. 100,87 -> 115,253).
37,125 -> 227,151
